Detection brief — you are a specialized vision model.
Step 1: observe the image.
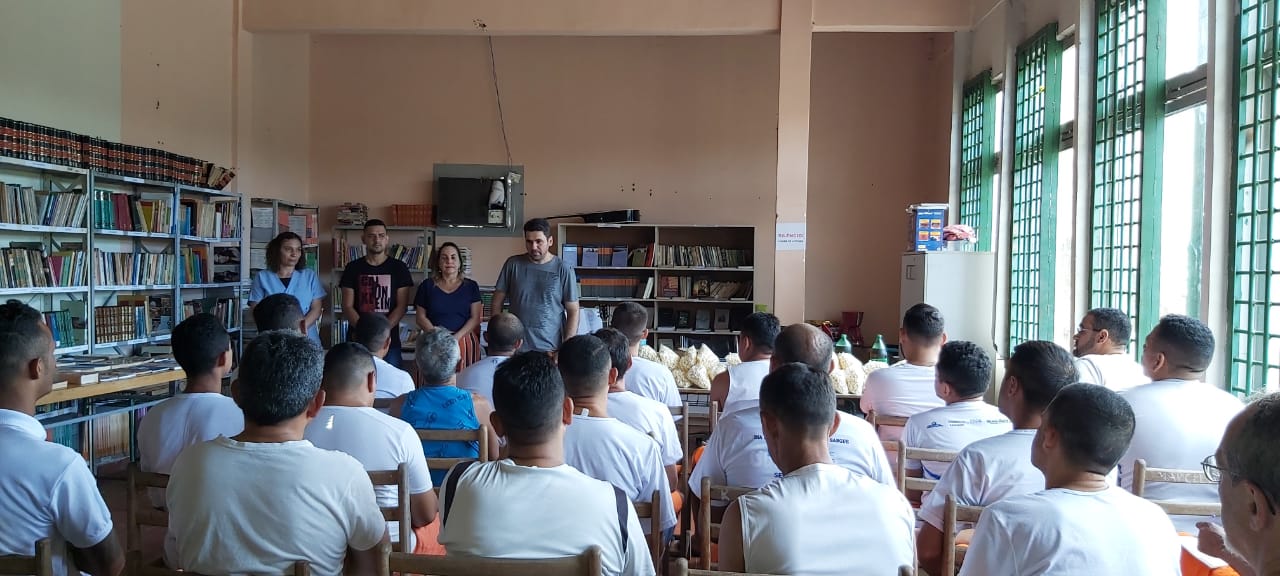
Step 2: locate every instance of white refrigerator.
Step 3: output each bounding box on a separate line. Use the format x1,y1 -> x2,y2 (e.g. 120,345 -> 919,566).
900,251 -> 998,359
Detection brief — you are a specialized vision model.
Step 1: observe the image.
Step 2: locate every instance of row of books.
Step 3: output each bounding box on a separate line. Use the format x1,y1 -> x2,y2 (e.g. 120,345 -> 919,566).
658,277 -> 753,300
656,306 -> 751,332
561,244 -> 631,268
184,296 -> 242,329
1,184 -> 88,228
652,244 -> 752,268
93,191 -> 173,234
0,244 -> 86,288
333,238 -> 431,270
249,207 -> 319,244
179,198 -> 239,238
180,246 -> 210,284
92,302 -> 153,343
44,309 -> 79,348
578,276 -> 655,299
94,250 -> 175,286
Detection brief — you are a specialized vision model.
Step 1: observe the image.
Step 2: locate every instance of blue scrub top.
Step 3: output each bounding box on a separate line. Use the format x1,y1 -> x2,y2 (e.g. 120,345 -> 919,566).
249,268 -> 326,344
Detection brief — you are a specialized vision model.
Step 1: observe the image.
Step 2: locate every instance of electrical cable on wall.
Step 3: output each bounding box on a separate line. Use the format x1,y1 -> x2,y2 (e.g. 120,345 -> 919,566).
488,35 -> 513,170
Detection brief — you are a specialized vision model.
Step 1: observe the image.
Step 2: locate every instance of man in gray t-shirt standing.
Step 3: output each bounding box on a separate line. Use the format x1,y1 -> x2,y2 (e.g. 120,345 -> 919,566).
492,218 -> 580,352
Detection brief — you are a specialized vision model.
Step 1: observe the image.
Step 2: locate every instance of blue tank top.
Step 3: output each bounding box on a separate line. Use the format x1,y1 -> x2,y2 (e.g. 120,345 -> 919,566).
400,386 -> 481,485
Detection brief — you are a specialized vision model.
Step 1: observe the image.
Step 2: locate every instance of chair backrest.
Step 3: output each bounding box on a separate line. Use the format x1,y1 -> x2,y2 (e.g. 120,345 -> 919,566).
867,410 -> 909,431
417,424 -> 490,478
707,401 -> 721,436
367,463 -> 412,551
129,552 -> 310,576
126,463 -> 170,552
1131,459 -> 1222,516
382,542 -> 602,576
631,490 -> 664,569
670,402 -> 693,555
897,445 -> 958,494
698,477 -> 754,570
0,539 -> 53,576
940,494 -> 986,576
671,557 -> 786,576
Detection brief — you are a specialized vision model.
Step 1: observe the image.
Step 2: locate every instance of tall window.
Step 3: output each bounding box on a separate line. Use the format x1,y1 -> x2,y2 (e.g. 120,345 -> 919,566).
1009,25 -> 1063,350
959,71 -> 997,249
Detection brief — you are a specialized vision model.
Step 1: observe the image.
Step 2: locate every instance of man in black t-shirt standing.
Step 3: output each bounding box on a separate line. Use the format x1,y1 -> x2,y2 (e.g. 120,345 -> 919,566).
340,219 -> 414,368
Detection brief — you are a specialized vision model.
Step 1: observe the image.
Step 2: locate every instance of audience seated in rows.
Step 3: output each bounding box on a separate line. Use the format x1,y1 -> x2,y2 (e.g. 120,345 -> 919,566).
390,327 -> 500,485
558,334 -> 676,537
717,363 -> 915,576
456,312 -> 524,407
916,340 -> 1078,576
438,351 -> 654,576
710,312 -> 780,413
303,342 -> 438,552
861,303 -> 948,444
251,292 -> 307,333
594,327 -> 683,485
961,384 -> 1181,576
350,313 -> 415,400
1071,307 -> 1150,392
1120,314 -> 1243,532
903,340 -> 1011,502
0,300 -> 124,576
611,302 -> 682,409
1211,393 -> 1280,576
166,330 -> 387,576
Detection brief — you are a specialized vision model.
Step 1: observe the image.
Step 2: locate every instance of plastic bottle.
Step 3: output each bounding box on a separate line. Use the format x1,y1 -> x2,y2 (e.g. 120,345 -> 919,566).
834,333 -> 852,355
871,334 -> 889,362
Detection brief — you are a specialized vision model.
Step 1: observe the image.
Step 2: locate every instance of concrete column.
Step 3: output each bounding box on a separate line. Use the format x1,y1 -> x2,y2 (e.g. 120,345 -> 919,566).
948,30 -> 973,220
1074,0 -> 1097,327
773,0 -> 813,324
1204,0 -> 1233,387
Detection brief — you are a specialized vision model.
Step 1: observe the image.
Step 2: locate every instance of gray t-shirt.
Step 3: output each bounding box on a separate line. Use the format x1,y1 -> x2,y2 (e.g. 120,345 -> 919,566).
495,254 -> 579,352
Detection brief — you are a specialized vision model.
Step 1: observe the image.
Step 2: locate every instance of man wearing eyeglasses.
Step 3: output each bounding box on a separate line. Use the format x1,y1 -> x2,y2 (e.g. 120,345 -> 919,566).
1118,314 -> 1244,533
1199,394 -> 1280,576
1071,308 -> 1150,392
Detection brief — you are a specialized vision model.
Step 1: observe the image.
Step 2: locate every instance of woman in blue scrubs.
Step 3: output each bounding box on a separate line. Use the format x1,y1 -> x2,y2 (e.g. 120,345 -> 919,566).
248,231 -> 326,344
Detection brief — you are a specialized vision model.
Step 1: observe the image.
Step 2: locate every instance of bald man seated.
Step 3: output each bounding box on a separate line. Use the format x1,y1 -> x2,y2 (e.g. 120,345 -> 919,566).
456,312 -> 525,407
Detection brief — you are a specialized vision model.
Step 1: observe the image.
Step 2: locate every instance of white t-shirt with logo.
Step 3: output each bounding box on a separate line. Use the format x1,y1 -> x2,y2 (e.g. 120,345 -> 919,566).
608,390 -> 683,466
374,356 -> 416,399
722,360 -> 771,414
918,429 -> 1043,530
457,355 -> 508,406
1075,354 -> 1151,392
959,486 -> 1182,576
304,405 -> 434,547
0,410 -> 115,576
439,459 -> 655,576
563,414 -> 676,533
627,357 -> 683,409
1119,378 -> 1244,532
137,392 -> 244,506
903,400 -> 1012,480
166,437 -> 386,576
859,361 -> 945,442
737,463 -> 915,576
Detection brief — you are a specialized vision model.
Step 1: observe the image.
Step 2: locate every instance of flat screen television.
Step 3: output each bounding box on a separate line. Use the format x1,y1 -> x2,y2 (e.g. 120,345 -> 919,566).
436,177 -> 498,227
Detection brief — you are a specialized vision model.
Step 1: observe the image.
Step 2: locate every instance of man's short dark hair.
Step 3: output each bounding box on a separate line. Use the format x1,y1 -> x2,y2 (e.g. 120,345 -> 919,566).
760,363 -> 836,441
592,328 -> 631,380
557,335 -> 611,397
253,293 -> 304,333
237,330 -> 323,426
1044,383 -> 1135,475
903,303 -> 945,344
610,302 -> 650,346
487,312 -> 525,353
740,313 -> 780,353
351,313 -> 391,351
1007,341 -> 1079,410
0,300 -> 50,387
936,341 -> 993,398
1087,307 -> 1132,345
364,218 -> 387,231
773,324 -> 833,372
523,218 -> 551,236
493,351 -> 565,445
1150,314 -> 1216,372
172,313 -> 231,376
322,342 -> 375,393
1224,393 -> 1280,507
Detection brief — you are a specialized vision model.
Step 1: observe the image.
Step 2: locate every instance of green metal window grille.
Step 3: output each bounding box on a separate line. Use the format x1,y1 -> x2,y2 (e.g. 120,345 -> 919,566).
959,71 -> 997,249
1232,0 -> 1280,395
1009,25 -> 1063,351
1091,0 -> 1166,353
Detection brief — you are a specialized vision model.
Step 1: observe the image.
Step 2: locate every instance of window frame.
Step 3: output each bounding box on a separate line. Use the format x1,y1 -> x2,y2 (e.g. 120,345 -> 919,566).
959,71 -> 998,249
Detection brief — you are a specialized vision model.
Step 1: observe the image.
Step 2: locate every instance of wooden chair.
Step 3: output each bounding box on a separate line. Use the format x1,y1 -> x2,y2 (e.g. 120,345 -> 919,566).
672,557 -> 914,576
417,424 -> 491,486
126,463 -> 169,553
895,444 -> 959,495
882,440 -> 903,484
867,410 -> 909,431
381,542 -> 602,575
940,494 -> 985,576
0,539 -> 53,576
631,489 -> 664,569
1131,459 -> 1223,516
367,463 -> 412,551
669,402 -> 693,554
127,554 -> 310,576
698,477 -> 754,570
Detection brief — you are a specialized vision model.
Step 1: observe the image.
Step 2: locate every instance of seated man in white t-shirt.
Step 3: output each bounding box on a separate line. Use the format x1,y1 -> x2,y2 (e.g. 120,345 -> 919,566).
138,313 -> 244,508
304,342 -> 437,551
558,335 -> 676,539
166,330 -> 387,576
611,302 -> 682,409
710,312 -> 779,413
917,340 -> 1078,576
438,351 -> 653,576
457,312 -> 524,407
251,292 -> 307,333
860,303 -> 948,445
595,328 -> 682,486
1120,314 -> 1244,532
718,363 -> 915,576
351,313 -> 416,400
0,300 -> 124,576
1212,393 -> 1280,576
903,340 -> 1012,503
961,384 -> 1181,576
1071,307 -> 1150,392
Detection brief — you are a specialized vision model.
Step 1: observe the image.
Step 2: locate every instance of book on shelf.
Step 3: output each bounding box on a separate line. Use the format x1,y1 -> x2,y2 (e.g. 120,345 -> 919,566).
610,245 -> 628,267
282,213 -> 318,245
148,295 -> 174,333
213,246 -> 241,283
694,309 -> 712,331
94,250 -> 175,286
184,296 -> 242,330
250,206 -> 274,229
628,245 -> 655,267
653,244 -> 752,268
43,309 -> 79,348
656,277 -> 753,300
561,244 -> 579,267
657,308 -> 676,331
578,276 -> 645,299
637,277 -> 654,299
178,198 -> 239,238
659,276 -> 679,298
93,190 -> 173,234
249,246 -> 268,270
1,183 -> 88,228
692,277 -> 710,298
676,310 -> 692,330
713,308 -> 731,331
657,337 -> 675,350
0,242 -> 52,288
180,246 -> 210,284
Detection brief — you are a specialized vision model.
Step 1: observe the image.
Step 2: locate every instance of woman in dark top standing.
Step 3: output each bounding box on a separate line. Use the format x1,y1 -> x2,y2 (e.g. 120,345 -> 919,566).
414,242 -> 482,369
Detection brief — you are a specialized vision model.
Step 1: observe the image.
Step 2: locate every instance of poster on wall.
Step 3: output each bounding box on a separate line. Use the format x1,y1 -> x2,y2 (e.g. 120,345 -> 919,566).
776,222 -> 806,251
